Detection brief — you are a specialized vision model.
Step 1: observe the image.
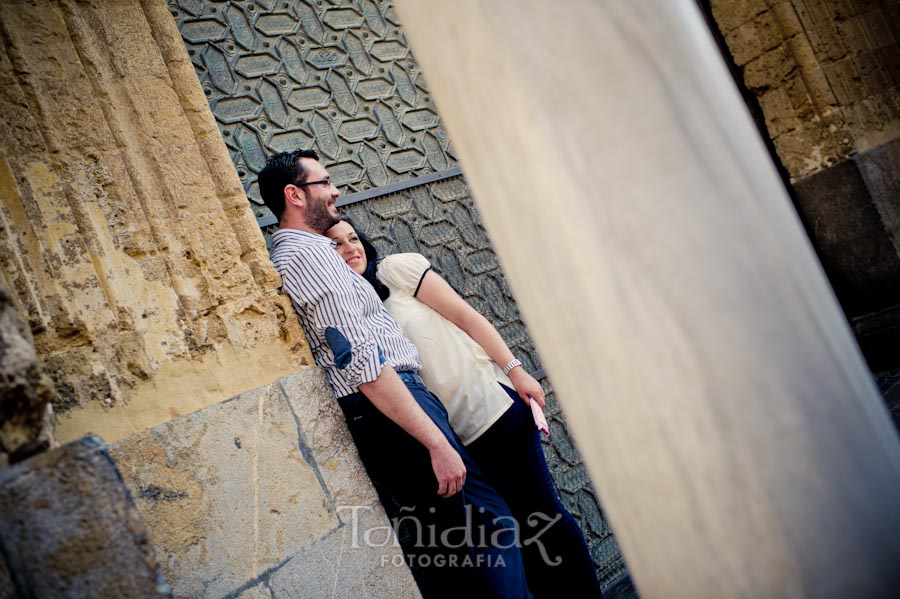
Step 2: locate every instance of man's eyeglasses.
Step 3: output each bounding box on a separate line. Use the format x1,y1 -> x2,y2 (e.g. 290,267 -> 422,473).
296,178 -> 332,188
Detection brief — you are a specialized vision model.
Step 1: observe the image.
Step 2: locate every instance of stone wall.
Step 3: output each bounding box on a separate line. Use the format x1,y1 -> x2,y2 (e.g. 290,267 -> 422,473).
709,0 -> 900,180
109,369 -> 420,599
707,0 -> 900,367
0,0 -> 310,444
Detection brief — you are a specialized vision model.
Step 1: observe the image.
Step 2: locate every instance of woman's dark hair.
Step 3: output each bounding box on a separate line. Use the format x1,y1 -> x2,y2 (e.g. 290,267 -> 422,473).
342,218 -> 391,301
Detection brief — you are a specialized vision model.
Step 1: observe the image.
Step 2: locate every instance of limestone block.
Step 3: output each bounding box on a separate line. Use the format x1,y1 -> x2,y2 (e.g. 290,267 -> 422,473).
786,31 -> 821,73
0,43 -> 45,158
279,370 -> 379,510
0,277 -> 55,464
110,381 -> 340,599
838,16 -> 874,55
0,5 -> 116,154
0,556 -> 17,599
757,87 -> 801,138
770,1 -> 804,38
773,122 -> 849,177
855,50 -> 893,96
803,66 -> 840,112
268,508 -> 422,599
743,44 -> 798,90
0,436 -> 171,599
709,0 -> 767,33
235,583 -> 274,599
724,9 -> 785,67
862,9 -> 897,49
858,137 -> 900,249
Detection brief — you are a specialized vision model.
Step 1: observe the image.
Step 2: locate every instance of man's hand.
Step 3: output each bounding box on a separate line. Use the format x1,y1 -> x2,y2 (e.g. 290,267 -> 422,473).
358,366 -> 467,498
508,368 -> 546,408
430,441 -> 467,498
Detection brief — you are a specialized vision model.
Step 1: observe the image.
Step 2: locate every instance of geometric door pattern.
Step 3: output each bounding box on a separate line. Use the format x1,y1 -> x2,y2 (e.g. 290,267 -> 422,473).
170,0 -> 455,225
168,0 -> 631,592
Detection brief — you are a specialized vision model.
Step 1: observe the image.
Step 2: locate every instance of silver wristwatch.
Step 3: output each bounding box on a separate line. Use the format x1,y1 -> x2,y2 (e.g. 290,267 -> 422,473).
502,358 -> 522,375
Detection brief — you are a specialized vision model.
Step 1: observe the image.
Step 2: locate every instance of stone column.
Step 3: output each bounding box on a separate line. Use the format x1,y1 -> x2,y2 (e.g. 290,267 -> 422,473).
394,0 -> 900,596
0,0 -> 310,443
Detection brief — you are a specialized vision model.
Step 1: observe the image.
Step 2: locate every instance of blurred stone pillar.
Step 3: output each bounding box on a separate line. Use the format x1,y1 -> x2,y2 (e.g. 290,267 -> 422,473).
0,436 -> 173,599
394,0 -> 900,596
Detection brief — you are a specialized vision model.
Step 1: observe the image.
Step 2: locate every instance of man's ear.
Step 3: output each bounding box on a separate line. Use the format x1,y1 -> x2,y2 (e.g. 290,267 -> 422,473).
284,184 -> 305,210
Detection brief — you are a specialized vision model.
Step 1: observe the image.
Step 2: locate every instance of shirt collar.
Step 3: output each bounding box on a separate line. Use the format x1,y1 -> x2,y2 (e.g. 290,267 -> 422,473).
271,227 -> 334,248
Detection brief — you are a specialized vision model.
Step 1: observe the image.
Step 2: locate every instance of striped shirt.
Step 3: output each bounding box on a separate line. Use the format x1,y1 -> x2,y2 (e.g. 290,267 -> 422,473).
269,228 -> 421,398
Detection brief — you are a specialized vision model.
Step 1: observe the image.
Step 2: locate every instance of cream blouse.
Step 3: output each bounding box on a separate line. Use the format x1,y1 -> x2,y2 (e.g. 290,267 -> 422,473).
377,253 -> 514,445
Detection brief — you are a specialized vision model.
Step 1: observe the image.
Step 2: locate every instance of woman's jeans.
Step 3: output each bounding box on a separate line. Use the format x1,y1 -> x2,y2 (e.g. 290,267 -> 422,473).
467,385 -> 604,599
338,376 -> 529,599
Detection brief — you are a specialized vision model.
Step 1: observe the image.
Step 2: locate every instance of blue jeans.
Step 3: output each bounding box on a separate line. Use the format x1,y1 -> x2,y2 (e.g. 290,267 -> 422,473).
338,377 -> 529,599
467,385 -> 603,599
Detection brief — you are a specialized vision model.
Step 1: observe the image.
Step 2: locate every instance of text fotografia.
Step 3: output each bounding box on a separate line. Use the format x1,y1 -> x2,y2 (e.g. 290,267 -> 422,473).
338,505 -> 563,566
382,553 -> 507,569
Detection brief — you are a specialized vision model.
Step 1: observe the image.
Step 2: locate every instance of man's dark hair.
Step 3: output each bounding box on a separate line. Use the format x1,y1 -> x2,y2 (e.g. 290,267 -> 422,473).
258,149 -> 320,222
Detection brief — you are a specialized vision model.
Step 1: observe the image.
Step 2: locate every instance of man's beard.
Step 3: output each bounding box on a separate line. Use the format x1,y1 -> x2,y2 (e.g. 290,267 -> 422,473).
306,197 -> 340,233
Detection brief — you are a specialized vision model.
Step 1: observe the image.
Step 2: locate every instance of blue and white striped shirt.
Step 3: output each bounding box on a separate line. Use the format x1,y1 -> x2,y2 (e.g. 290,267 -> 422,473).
270,228 -> 421,398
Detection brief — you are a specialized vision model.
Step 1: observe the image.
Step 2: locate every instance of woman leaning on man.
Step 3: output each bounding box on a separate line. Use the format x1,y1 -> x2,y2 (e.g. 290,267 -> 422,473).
327,218 -> 603,599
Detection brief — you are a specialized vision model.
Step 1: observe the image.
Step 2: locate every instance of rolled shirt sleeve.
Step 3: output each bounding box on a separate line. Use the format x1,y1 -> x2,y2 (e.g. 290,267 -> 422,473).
270,228 -> 420,397
284,243 -> 385,387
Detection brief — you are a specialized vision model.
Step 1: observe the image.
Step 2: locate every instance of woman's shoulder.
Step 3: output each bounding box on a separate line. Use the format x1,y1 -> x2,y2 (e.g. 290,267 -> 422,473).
377,253 -> 431,291
380,252 -> 429,268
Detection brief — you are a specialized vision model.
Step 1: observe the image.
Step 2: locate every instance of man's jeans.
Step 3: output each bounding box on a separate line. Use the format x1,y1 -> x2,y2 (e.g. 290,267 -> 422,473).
339,376 -> 529,599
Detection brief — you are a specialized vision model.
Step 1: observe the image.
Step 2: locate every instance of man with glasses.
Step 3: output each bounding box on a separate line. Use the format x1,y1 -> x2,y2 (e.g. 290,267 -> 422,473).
258,149 -> 528,599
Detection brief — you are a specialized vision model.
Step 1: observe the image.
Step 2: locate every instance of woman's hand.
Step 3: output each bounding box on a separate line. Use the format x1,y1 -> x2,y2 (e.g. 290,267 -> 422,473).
507,367 -> 545,408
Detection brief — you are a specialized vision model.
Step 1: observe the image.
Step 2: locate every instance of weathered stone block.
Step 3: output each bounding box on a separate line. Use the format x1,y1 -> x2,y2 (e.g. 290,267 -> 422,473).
0,436 -> 171,599
110,380 -> 339,599
709,0 -> 767,33
862,9 -> 896,49
855,50 -> 893,96
804,66 -> 840,111
0,553 -> 19,599
857,137 -> 900,253
235,583 -> 274,599
795,2 -> 850,62
723,17 -> 768,67
0,277 -> 55,464
744,44 -> 798,90
794,158 -> 900,316
775,123 -> 852,179
279,369 -> 379,509
757,88 -> 801,137
770,1 -> 804,38
838,16 -> 873,55
0,5 -> 116,154
786,32 -> 821,73
267,508 -> 421,599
